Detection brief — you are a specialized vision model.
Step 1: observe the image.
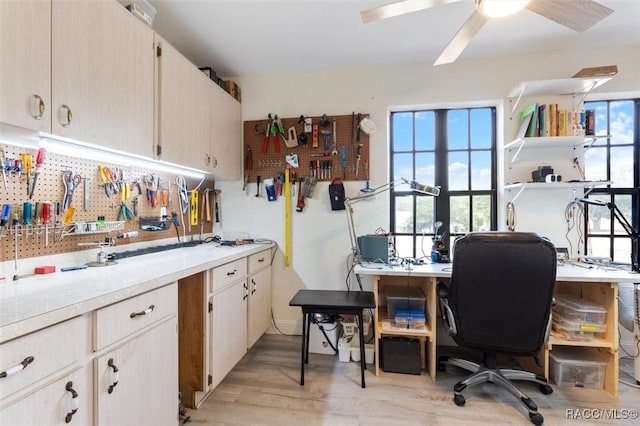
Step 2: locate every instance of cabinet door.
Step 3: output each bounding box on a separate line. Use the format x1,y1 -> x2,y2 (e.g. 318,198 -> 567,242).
0,367 -> 91,426
156,36 -> 211,169
0,0 -> 51,132
95,317 -> 178,426
51,0 -> 154,156
210,89 -> 242,180
248,267 -> 272,348
210,280 -> 247,389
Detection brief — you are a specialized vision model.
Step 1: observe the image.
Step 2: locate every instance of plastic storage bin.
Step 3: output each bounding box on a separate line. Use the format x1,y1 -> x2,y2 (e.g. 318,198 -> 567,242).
549,348 -> 606,389
385,286 -> 425,318
553,315 -> 607,340
554,294 -> 607,325
394,309 -> 426,329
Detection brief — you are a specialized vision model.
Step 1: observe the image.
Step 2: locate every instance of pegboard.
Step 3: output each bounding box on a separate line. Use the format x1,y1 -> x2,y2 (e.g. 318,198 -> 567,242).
0,143 -> 216,263
243,113 -> 370,185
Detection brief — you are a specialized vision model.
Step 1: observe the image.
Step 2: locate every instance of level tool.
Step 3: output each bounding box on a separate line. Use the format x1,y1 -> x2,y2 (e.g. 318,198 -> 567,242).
284,169 -> 291,267
190,190 -> 199,226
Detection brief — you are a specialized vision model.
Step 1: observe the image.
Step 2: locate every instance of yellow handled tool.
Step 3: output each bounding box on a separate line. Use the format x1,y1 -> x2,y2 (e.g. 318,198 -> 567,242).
190,190 -> 198,226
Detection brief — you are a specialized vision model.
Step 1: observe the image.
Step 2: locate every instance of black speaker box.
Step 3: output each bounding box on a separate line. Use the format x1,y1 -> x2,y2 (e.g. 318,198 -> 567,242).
380,337 -> 421,375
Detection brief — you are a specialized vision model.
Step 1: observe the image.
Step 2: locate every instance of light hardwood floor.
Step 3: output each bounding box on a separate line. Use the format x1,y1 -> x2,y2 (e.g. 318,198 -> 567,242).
187,334 -> 639,425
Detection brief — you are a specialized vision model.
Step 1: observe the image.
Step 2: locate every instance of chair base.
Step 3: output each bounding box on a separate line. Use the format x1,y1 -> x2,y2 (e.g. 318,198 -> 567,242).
439,355 -> 553,425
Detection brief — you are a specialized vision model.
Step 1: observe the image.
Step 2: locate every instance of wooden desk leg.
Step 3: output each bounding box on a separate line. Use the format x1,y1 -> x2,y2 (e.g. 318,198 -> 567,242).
300,312 -> 306,386
358,311 -> 366,388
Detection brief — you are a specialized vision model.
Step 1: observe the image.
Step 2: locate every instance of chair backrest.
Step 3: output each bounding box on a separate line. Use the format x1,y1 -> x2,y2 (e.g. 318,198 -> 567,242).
449,231 -> 557,355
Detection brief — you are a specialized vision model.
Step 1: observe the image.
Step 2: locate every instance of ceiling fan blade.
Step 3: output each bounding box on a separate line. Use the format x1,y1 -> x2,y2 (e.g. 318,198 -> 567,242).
526,0 -> 613,33
434,10 -> 488,66
361,0 -> 462,24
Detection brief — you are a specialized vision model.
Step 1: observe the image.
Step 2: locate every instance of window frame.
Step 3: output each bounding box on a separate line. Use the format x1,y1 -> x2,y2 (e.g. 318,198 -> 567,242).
389,107 -> 498,259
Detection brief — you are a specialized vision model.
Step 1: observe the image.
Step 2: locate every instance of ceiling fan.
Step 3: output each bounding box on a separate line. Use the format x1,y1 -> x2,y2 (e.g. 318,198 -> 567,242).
361,0 -> 613,66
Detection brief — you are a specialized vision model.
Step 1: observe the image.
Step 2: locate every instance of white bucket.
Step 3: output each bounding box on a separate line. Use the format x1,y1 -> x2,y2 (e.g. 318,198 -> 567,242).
338,336 -> 352,363
364,344 -> 374,364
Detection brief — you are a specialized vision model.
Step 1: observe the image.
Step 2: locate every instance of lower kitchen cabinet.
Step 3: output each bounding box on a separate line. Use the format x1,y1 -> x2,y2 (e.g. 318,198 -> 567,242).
0,366 -> 91,425
210,279 -> 248,389
94,315 -> 177,426
247,260 -> 272,349
177,248 -> 273,409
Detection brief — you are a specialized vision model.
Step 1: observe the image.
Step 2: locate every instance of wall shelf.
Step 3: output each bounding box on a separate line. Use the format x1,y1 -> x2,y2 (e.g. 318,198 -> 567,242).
505,135 -> 610,165
507,76 -> 613,116
505,181 -> 611,202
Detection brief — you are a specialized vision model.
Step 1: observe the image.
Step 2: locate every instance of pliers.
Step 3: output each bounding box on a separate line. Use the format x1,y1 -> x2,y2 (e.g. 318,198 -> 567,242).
262,114 -> 281,153
144,174 -> 158,208
117,182 -> 134,221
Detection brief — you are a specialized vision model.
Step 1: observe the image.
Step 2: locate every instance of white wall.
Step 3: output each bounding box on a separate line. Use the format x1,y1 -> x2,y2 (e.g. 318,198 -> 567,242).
214,45 -> 640,333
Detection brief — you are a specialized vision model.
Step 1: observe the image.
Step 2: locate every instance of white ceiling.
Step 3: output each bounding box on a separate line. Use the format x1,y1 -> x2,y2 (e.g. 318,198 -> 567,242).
148,0 -> 640,78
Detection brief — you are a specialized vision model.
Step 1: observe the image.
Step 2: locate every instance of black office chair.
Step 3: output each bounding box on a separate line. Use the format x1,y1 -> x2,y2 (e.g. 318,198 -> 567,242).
437,232 -> 557,425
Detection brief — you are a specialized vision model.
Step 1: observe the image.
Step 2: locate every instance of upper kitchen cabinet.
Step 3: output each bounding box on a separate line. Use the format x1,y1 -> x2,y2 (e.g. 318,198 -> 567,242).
51,0 -> 154,157
156,36 -> 212,170
210,86 -> 242,180
0,0 -> 52,132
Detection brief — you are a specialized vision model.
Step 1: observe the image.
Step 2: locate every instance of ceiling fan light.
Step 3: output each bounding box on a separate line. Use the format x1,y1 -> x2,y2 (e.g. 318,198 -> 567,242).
476,0 -> 530,18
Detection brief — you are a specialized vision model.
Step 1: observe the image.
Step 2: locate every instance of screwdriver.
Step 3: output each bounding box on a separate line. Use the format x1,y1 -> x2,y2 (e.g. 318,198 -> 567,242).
22,153 -> 32,196
28,148 -> 46,199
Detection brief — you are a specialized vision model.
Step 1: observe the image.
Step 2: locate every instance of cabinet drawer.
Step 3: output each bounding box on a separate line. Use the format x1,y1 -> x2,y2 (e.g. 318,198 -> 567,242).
93,283 -> 177,351
248,249 -> 271,274
0,315 -> 89,401
211,258 -> 247,293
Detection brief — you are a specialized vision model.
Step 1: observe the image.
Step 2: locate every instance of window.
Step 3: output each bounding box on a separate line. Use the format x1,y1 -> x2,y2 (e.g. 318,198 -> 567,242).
390,107 -> 497,259
583,99 -> 639,266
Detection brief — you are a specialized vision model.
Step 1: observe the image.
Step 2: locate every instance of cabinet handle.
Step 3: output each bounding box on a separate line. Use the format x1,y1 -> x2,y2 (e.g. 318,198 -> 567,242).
64,381 -> 79,423
0,355 -> 34,379
258,258 -> 265,263
107,358 -> 119,394
60,104 -> 72,128
251,278 -> 256,295
130,304 -> 155,318
205,154 -> 211,166
226,269 -> 237,276
211,156 -> 218,168
243,282 -> 248,300
31,94 -> 45,120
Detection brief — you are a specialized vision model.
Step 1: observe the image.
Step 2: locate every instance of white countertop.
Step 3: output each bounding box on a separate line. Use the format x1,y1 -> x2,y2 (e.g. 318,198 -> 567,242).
0,242 -> 273,342
354,262 -> 640,283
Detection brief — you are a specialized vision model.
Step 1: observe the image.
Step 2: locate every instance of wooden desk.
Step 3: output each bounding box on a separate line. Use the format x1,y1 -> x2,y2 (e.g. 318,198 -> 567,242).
289,289 -> 375,388
355,262 -> 638,396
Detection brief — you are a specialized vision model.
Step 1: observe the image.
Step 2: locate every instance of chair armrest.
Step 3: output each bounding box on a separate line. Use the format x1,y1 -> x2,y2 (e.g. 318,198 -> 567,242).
437,281 -> 457,337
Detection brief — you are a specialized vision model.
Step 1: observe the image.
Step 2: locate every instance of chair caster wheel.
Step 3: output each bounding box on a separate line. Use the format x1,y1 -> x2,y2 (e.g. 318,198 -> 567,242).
529,412 -> 544,425
539,384 -> 553,395
453,394 -> 465,407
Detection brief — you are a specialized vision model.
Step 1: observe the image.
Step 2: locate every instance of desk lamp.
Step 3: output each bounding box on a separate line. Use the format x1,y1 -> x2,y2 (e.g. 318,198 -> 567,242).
344,178 -> 440,265
575,196 -> 639,383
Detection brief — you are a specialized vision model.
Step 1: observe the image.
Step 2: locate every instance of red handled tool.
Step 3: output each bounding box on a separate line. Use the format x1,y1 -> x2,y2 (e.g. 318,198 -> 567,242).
28,148 -> 45,199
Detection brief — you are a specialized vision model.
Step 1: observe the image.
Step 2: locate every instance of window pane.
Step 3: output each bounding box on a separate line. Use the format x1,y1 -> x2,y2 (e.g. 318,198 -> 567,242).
416,195 -> 435,234
613,194 -> 632,236
614,237 -> 632,264
415,153 -> 435,188
447,109 -> 468,149
450,196 -> 470,233
586,194 -> 610,235
470,108 -> 492,148
587,236 -> 609,258
394,235 -> 413,259
393,153 -> 413,184
584,146 -> 607,181
415,111 -> 435,150
393,195 -> 414,234
392,112 -> 413,151
449,151 -> 469,190
472,195 -> 491,231
611,147 -> 634,187
470,151 -> 491,190
610,100 -> 634,145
